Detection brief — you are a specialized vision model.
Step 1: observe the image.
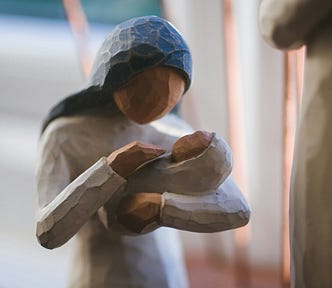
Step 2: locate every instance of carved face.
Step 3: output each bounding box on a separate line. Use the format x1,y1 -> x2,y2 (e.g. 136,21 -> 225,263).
113,66 -> 185,124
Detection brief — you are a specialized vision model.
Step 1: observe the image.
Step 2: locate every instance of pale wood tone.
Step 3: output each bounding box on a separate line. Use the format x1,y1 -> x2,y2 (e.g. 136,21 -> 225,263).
107,141 -> 166,177
36,157 -> 126,249
36,141 -> 164,248
259,1 -> 332,287
172,130 -> 214,162
125,132 -> 233,195
289,27 -> 332,288
113,66 -> 185,124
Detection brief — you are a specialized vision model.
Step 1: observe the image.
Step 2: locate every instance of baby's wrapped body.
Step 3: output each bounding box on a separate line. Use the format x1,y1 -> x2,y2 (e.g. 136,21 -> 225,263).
103,131 -> 250,234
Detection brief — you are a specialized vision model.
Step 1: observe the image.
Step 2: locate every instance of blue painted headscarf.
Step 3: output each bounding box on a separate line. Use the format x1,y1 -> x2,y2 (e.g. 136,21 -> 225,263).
42,16 -> 192,132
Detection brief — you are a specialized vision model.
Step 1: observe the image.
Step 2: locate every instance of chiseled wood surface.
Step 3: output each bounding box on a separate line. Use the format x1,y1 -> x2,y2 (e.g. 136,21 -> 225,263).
107,141 -> 166,178
115,130 -> 215,234
113,66 -> 185,124
172,130 -> 214,163
259,1 -> 332,286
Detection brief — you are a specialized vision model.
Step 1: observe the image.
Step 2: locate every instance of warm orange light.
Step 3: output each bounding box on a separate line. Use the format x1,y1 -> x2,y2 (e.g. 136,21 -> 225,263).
223,0 -> 251,286
282,48 -> 304,287
62,0 -> 93,78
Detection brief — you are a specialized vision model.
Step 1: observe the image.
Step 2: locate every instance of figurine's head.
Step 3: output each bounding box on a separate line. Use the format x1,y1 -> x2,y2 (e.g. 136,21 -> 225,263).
90,16 -> 192,123
42,16 -> 192,132
113,65 -> 185,124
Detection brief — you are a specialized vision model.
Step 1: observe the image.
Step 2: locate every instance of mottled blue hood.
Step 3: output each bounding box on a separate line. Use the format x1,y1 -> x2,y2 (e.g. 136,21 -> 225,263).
90,16 -> 192,92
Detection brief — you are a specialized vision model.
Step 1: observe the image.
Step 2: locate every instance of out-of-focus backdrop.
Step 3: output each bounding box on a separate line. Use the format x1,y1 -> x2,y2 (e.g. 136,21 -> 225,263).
0,1 -> 291,287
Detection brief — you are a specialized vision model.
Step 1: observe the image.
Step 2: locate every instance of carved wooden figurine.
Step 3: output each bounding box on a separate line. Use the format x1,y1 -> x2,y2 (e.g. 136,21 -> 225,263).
35,16 -> 250,287
260,2 -> 332,287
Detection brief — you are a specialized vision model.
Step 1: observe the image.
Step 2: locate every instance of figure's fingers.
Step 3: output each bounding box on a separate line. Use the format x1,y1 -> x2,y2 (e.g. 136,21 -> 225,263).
172,130 -> 214,163
107,142 -> 165,177
117,193 -> 161,233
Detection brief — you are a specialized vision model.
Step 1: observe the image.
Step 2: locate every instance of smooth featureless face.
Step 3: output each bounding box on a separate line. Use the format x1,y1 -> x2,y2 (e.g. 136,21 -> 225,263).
113,66 -> 185,124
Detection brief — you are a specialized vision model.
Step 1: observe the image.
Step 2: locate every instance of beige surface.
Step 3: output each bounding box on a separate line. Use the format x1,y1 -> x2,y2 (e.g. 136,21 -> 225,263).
259,1 -> 332,287
259,0 -> 332,49
290,22 -> 332,288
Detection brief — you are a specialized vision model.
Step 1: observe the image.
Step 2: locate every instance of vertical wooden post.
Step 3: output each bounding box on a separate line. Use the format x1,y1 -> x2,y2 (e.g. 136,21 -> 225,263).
223,0 -> 251,287
282,49 -> 304,288
62,0 -> 92,78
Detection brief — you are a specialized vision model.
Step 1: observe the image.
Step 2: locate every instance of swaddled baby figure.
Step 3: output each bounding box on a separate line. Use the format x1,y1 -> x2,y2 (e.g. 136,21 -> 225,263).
101,129 -> 250,235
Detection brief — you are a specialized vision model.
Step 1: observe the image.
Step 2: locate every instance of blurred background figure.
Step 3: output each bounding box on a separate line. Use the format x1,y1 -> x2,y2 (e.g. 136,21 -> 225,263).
0,0 -> 300,287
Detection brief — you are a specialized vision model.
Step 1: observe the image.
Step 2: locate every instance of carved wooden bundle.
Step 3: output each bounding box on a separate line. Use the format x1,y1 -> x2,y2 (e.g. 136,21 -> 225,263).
126,132 -> 233,195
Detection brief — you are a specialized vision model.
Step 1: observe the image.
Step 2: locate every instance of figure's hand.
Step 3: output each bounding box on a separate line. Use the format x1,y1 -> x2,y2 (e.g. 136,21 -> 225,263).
107,142 -> 165,178
172,130 -> 214,162
117,193 -> 161,233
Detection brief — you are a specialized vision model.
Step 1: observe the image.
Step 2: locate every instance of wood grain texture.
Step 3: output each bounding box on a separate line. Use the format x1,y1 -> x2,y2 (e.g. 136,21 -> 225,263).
36,158 -> 126,249
101,131 -> 244,233
117,193 -> 162,233
36,141 -> 165,247
107,141 -> 166,178
125,132 -> 233,195
172,130 -> 214,162
113,66 -> 185,124
35,111 -> 248,287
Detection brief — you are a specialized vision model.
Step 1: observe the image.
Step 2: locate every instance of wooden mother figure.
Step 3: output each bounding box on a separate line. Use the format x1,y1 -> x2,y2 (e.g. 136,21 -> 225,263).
35,16 -> 250,288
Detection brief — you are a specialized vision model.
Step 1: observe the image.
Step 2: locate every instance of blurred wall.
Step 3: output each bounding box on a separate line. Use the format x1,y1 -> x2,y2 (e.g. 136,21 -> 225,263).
164,0 -> 284,270
0,16 -> 84,288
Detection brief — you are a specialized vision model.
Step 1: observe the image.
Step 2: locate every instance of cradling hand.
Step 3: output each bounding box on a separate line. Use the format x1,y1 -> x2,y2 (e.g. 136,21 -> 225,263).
117,193 -> 162,233
107,141 -> 166,178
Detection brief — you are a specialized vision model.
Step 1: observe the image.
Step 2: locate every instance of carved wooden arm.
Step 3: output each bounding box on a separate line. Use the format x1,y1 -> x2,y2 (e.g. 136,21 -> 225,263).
36,158 -> 125,249
35,142 -> 165,249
